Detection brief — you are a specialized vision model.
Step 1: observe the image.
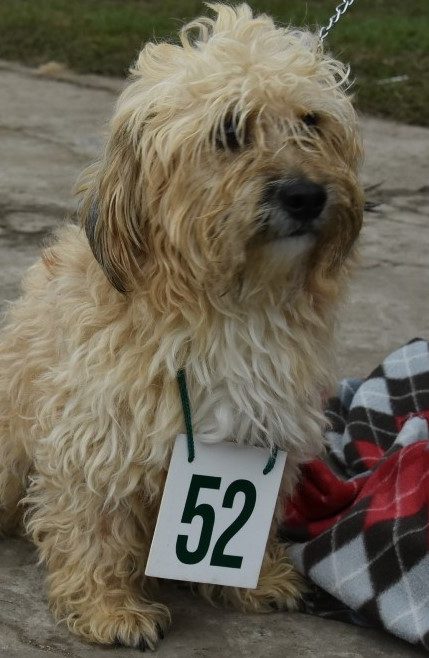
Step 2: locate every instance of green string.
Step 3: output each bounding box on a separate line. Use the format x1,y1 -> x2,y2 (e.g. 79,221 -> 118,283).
177,369 -> 195,463
263,446 -> 278,475
176,369 -> 278,474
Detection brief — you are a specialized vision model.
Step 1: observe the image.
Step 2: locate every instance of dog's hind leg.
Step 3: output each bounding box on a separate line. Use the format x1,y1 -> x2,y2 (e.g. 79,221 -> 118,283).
0,341 -> 32,537
25,465 -> 170,650
0,416 -> 30,536
0,302 -> 38,537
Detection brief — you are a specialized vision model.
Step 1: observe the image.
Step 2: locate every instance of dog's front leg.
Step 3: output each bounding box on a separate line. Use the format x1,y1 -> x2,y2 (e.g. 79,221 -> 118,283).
25,468 -> 170,650
198,504 -> 304,613
199,538 -> 303,613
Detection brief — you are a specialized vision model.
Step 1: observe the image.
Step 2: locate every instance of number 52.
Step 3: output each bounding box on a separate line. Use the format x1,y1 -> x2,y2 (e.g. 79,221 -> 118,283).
176,474 -> 257,569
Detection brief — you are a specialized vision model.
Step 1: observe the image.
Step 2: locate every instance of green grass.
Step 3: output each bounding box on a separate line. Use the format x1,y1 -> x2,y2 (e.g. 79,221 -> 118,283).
0,0 -> 428,125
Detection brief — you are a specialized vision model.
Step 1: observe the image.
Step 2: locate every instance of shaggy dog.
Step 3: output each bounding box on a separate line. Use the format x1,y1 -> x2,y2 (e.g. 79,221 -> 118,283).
0,3 -> 363,650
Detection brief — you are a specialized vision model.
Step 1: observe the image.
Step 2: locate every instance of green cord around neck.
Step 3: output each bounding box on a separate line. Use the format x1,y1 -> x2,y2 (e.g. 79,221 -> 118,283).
176,369 -> 278,474
176,368 -> 195,463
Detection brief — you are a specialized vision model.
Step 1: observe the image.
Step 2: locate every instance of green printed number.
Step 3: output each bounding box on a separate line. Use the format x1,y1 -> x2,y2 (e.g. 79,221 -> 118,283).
210,479 -> 256,568
176,475 -> 221,565
176,475 -> 257,568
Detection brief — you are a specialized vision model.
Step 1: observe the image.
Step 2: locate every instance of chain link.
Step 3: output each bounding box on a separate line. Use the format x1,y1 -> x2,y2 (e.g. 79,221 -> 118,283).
319,0 -> 355,41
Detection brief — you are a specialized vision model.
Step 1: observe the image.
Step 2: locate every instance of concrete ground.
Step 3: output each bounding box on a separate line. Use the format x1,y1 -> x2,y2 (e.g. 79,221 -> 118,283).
0,60 -> 428,657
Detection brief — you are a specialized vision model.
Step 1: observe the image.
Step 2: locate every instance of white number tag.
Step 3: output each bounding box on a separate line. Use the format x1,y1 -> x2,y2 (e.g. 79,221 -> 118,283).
145,435 -> 286,589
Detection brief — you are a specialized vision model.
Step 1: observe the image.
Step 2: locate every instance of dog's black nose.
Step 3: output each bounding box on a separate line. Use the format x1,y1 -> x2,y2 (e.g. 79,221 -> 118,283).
277,179 -> 327,222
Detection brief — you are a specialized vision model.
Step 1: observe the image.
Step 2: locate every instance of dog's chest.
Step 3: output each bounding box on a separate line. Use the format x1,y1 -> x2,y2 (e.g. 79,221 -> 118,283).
187,311 -> 306,449
192,376 -> 272,445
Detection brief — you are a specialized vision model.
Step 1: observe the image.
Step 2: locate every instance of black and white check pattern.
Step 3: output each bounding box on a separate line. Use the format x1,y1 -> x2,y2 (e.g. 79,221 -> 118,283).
283,339 -> 429,650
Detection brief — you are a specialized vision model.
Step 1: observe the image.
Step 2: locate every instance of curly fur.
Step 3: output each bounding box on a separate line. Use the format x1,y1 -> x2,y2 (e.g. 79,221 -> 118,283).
0,3 -> 363,649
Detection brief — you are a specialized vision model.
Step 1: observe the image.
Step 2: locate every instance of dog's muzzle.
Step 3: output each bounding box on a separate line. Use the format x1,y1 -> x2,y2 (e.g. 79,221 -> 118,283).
259,177 -> 328,240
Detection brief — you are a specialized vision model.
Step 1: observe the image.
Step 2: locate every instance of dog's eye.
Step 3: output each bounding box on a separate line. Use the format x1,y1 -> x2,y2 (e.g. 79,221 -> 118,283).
301,113 -> 320,128
216,115 -> 244,151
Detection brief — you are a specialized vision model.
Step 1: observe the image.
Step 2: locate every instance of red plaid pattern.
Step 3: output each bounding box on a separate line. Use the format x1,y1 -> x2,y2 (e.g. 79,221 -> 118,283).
282,339 -> 429,650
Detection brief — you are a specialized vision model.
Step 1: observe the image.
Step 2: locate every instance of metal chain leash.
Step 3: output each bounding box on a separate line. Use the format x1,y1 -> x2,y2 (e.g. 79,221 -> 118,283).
319,0 -> 356,41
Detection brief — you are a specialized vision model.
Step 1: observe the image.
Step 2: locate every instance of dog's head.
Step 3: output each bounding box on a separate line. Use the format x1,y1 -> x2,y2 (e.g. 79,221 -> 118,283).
80,3 -> 363,305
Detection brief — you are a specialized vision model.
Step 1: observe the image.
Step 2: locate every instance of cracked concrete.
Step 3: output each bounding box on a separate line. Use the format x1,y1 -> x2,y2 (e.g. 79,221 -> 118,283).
0,61 -> 428,657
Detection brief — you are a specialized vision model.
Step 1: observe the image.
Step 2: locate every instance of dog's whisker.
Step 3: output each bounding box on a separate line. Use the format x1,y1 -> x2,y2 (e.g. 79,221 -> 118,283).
364,200 -> 381,212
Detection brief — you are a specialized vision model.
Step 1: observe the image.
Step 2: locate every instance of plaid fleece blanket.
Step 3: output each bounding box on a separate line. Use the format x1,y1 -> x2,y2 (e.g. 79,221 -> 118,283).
281,339 -> 429,650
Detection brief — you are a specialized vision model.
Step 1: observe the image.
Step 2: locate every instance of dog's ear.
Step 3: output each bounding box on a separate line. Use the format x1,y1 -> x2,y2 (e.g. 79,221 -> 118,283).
81,119 -> 147,294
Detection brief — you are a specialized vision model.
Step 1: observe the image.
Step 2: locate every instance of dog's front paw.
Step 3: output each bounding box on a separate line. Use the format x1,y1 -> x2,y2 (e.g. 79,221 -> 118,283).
238,542 -> 305,613
200,541 -> 305,614
66,599 -> 170,650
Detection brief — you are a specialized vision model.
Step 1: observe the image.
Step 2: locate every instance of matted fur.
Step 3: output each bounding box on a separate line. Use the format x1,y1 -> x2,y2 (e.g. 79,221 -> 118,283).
0,3 -> 363,649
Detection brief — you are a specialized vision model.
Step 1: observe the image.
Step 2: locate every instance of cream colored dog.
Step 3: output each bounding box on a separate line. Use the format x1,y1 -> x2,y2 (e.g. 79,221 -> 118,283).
0,3 -> 363,650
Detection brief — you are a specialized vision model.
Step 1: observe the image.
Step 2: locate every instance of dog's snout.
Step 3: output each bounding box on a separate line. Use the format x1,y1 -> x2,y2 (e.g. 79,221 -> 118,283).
277,179 -> 327,222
